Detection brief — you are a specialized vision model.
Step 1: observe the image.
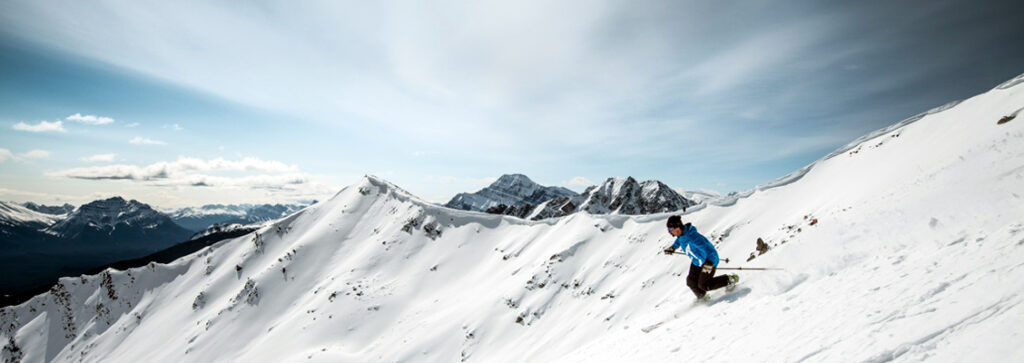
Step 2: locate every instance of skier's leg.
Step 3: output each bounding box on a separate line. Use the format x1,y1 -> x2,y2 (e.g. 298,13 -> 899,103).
698,265 -> 732,291
685,264 -> 706,298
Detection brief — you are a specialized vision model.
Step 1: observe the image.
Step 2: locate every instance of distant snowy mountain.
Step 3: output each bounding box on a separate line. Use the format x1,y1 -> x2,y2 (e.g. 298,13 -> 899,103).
490,177 -> 694,220
445,174 -> 577,212
20,202 -> 74,216
45,197 -> 191,248
171,203 -> 312,231
2,74 -> 1024,362
0,202 -> 63,252
0,201 -> 63,229
1,197 -> 192,302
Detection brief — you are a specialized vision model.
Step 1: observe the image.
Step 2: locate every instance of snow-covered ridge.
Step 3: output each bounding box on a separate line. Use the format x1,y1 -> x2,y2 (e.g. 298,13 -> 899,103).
704,93 -> 976,208
2,74 -> 1023,362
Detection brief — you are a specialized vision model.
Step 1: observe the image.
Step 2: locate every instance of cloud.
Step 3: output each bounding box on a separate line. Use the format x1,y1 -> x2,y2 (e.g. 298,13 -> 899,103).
12,120 -> 66,132
125,122 -> 140,127
149,173 -> 311,189
0,148 -> 51,162
164,123 -> 184,131
5,0 -> 1022,196
82,153 -> 116,162
49,156 -> 298,180
19,150 -> 50,159
130,136 -> 166,145
48,156 -> 302,191
66,113 -> 114,125
564,176 -> 595,187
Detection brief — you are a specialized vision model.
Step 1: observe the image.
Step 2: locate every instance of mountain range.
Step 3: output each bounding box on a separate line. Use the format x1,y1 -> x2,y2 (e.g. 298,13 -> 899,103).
169,203 -> 313,232
3,73 -> 1021,361
0,198 -> 311,304
486,176 -> 695,220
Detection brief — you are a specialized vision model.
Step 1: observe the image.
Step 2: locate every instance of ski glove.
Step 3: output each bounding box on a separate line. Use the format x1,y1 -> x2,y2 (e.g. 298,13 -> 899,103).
701,262 -> 714,273
663,247 -> 675,255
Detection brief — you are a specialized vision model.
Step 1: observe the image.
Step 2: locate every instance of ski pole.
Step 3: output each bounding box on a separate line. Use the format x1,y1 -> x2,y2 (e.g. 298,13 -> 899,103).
662,251 -> 783,270
716,267 -> 785,271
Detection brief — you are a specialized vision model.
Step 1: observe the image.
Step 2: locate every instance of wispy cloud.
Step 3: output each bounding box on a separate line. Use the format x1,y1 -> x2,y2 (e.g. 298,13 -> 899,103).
0,148 -> 53,162
164,123 -> 184,131
49,156 -> 298,181
563,176 -> 595,188
81,153 -> 116,162
66,113 -> 114,125
129,136 -> 165,145
20,150 -> 50,159
12,120 -> 66,132
3,0 -> 1021,198
125,122 -> 140,127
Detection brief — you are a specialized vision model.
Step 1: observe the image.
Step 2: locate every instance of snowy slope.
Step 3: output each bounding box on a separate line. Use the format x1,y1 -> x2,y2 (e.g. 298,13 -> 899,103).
0,201 -> 62,228
2,75 -> 1023,362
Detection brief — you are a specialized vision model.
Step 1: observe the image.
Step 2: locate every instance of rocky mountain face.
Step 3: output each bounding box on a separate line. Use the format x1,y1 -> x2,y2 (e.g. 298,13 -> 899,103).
488,177 -> 694,220
171,203 -> 312,231
45,197 -> 192,248
445,174 -> 577,212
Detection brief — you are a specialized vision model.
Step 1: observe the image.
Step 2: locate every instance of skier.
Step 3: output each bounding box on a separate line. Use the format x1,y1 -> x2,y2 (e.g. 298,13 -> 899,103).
663,215 -> 739,301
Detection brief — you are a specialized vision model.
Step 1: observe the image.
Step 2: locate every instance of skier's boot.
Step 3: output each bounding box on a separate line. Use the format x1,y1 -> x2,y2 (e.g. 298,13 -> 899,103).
695,293 -> 712,304
726,274 -> 740,291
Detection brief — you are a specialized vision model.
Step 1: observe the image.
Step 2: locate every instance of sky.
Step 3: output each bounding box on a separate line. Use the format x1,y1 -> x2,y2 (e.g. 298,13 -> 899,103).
1,0 -> 1022,208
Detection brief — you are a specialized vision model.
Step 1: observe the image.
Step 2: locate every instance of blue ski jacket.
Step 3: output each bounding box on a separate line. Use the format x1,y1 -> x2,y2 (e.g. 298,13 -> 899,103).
670,224 -> 720,267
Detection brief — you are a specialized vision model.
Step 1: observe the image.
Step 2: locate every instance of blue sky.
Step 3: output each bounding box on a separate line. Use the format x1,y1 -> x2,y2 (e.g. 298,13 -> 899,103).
1,0 -> 1022,208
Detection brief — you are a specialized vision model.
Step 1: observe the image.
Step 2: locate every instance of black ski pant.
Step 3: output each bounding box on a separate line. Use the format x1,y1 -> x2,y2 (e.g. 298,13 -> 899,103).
686,263 -> 730,298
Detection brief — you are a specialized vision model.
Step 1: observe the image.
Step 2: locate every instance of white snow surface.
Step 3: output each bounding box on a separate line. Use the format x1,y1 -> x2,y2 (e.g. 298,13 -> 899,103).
0,201 -> 63,227
3,76 -> 1024,362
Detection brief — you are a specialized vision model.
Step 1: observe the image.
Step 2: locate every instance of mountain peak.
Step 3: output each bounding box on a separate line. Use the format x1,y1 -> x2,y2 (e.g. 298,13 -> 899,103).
46,196 -> 186,240
444,174 -> 577,212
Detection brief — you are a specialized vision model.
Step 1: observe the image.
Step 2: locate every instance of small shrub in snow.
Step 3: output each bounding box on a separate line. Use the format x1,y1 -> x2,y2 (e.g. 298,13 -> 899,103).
192,292 -> 207,311
232,279 -> 260,306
